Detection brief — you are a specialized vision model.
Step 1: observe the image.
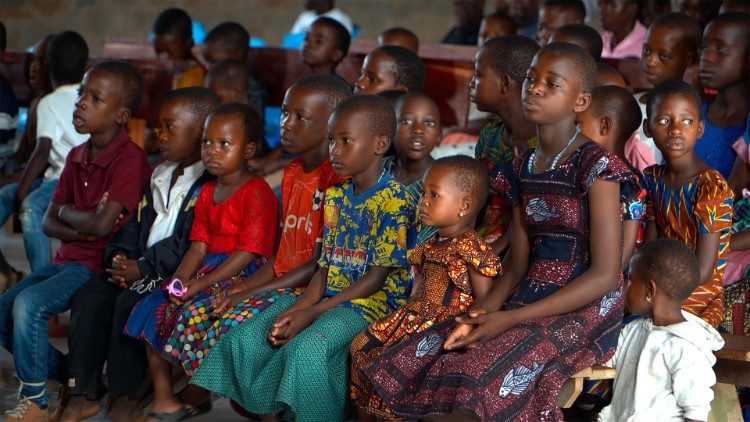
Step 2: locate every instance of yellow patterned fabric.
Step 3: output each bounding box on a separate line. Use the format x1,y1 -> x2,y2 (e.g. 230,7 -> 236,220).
644,165 -> 733,327
318,173 -> 417,323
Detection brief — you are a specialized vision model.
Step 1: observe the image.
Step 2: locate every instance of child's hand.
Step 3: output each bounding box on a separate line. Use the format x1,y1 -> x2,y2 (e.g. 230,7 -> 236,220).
268,308 -> 317,347
211,291 -> 247,317
106,255 -> 142,288
170,278 -> 200,305
447,309 -> 517,350
443,307 -> 486,350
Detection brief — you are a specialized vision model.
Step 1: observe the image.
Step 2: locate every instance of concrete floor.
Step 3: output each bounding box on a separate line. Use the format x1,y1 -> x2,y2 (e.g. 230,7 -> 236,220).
0,223 -> 241,421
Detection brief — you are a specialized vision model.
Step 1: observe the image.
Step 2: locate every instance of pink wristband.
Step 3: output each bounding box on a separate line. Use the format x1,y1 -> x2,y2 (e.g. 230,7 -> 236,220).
167,277 -> 188,297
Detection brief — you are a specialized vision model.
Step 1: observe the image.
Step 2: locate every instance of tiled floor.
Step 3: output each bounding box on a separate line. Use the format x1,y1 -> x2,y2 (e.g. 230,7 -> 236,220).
0,225 -> 240,421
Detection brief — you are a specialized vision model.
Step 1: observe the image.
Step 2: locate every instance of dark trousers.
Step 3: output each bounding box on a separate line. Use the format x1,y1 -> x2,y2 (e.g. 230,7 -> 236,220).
67,276 -> 150,400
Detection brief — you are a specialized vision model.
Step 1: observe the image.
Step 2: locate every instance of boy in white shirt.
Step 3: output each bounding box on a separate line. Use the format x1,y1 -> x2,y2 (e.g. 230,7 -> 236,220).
0,31 -> 89,273
599,239 -> 725,422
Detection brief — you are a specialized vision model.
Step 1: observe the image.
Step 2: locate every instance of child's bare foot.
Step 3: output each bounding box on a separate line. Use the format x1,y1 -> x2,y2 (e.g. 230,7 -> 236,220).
106,396 -> 143,422
59,395 -> 100,422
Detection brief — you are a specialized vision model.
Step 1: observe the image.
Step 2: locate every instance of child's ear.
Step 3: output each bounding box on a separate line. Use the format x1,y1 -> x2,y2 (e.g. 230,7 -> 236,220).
642,118 -> 652,138
686,50 -> 698,67
498,74 -> 511,94
375,135 -> 390,155
116,107 -> 132,125
600,116 -> 612,138
245,142 -> 258,160
697,119 -> 705,139
573,92 -> 592,113
331,48 -> 344,65
459,195 -> 472,218
645,279 -> 658,304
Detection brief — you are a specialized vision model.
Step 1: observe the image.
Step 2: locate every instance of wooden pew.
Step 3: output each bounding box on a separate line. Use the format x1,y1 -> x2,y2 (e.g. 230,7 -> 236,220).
103,37 -> 476,128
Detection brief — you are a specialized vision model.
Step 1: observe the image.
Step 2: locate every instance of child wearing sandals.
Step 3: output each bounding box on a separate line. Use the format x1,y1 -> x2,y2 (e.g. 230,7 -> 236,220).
350,155 -> 501,419
124,103 -> 277,420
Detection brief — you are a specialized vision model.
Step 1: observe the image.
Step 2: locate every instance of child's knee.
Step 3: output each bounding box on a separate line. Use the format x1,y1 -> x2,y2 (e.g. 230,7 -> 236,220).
12,289 -> 52,325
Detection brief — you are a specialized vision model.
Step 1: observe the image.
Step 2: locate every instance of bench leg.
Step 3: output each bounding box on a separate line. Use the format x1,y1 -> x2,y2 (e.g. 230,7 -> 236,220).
556,377 -> 584,408
707,383 -> 742,422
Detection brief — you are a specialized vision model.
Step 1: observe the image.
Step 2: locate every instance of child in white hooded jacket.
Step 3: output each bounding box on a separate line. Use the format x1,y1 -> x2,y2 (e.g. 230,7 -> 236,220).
599,239 -> 724,422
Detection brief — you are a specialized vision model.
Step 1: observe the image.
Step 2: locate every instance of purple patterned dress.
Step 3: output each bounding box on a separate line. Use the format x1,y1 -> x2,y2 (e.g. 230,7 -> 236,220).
364,141 -> 637,420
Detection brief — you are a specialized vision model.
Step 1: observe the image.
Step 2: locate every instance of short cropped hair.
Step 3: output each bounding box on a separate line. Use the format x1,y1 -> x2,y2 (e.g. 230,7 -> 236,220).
331,95 -> 396,141
596,61 -> 626,87
481,35 -> 540,83
543,0 -> 586,22
378,27 -> 420,52
539,42 -> 598,91
206,59 -> 248,89
483,11 -> 519,36
208,102 -> 263,144
152,8 -> 192,41
313,17 -> 351,56
47,31 -> 89,85
634,239 -> 701,301
161,87 -> 220,127
650,12 -> 702,53
395,92 -> 440,122
590,85 -> 642,144
205,22 -> 249,53
430,155 -> 489,209
291,74 -> 352,110
646,79 -> 701,121
552,24 -> 604,61
87,60 -> 144,112
710,12 -> 750,53
375,45 -> 425,92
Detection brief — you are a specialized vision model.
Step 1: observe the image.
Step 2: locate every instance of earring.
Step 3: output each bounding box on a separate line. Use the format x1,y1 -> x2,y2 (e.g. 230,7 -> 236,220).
457,211 -> 464,218
645,294 -> 652,304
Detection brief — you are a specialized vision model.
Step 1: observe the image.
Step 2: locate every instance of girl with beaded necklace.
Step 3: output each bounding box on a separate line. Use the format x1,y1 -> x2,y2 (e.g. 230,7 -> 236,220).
361,43 -> 640,420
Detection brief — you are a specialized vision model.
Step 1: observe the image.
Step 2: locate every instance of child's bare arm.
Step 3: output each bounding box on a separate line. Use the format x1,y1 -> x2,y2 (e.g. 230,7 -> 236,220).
16,137 -> 51,203
185,250 -> 258,295
730,229 -> 750,251
694,232 -> 720,285
450,179 -> 621,349
308,266 -> 391,316
43,203 -> 92,242
172,242 -> 209,282
621,219 -> 640,271
727,156 -> 750,199
468,267 -> 494,305
58,199 -> 124,237
645,218 -> 658,242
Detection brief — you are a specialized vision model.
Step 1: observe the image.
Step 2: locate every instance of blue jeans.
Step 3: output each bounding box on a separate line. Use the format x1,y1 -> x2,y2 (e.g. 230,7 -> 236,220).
0,262 -> 93,406
0,179 -> 58,272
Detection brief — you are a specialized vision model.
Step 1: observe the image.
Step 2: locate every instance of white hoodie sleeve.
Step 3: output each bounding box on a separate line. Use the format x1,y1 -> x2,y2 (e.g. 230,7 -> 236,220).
664,338 -> 716,421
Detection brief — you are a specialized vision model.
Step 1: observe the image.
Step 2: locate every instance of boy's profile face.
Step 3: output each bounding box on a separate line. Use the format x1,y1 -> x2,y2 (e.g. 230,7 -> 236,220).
599,0 -> 637,33
154,33 -> 193,61
395,96 -> 441,162
280,86 -> 331,155
301,21 -> 342,67
73,69 -> 128,135
699,20 -> 748,90
155,98 -> 203,163
327,111 -> 387,177
470,49 -> 503,112
522,52 -> 590,124
29,37 -> 51,92
642,26 -> 694,85
354,51 -> 401,95
645,93 -> 704,160
537,5 -> 582,46
625,264 -> 651,315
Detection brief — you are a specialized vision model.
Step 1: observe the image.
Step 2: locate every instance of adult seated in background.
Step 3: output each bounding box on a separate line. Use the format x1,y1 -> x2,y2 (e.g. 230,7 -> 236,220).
536,0 -> 585,45
600,0 -> 647,59
442,0 -> 485,46
377,27 -> 419,53
151,8 -> 205,89
507,0 -> 539,38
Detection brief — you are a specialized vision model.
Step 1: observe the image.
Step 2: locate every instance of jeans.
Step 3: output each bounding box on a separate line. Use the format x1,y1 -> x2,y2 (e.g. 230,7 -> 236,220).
0,179 -> 58,272
0,262 -> 93,406
67,276 -> 150,400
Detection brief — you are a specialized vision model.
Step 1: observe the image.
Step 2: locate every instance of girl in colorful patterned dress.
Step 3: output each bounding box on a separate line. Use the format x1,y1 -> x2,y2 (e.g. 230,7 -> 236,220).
124,103 -> 278,420
363,42 -> 637,420
642,80 -> 733,328
350,155 -> 501,419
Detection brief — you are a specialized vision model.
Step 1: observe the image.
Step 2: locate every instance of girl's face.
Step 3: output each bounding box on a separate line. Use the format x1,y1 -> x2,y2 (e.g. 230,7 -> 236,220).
354,51 -> 401,95
699,20 -> 748,90
642,26 -> 695,86
521,52 -> 589,125
645,93 -> 704,160
395,96 -> 441,162
470,49 -> 503,113
419,166 -> 467,229
201,114 -> 256,176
